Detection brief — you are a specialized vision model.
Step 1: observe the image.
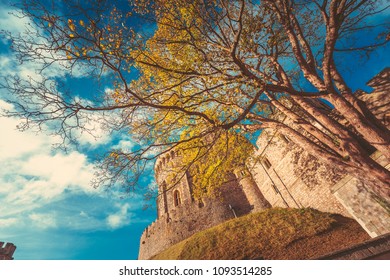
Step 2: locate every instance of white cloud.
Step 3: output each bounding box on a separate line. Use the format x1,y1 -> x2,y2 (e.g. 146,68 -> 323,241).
107,215 -> 122,229
0,56 -> 11,69
113,138 -> 136,151
0,8 -> 45,81
0,112 -> 54,160
0,98 -> 148,234
0,8 -> 30,37
21,153 -> 94,189
79,211 -> 88,218
0,100 -> 98,217
106,203 -> 131,229
74,111 -> 111,147
29,213 -> 57,229
0,217 -> 18,227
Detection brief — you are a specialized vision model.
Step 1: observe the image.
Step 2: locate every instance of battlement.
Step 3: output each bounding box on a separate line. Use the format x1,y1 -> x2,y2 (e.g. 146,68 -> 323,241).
155,150 -> 180,175
138,194 -> 237,259
0,242 -> 16,260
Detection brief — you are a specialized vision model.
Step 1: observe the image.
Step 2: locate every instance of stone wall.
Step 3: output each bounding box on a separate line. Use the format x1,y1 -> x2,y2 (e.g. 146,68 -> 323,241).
317,233 -> 390,260
360,67 -> 390,127
332,152 -> 390,237
252,68 -> 390,237
139,178 -> 257,259
252,128 -> 351,216
0,242 -> 16,260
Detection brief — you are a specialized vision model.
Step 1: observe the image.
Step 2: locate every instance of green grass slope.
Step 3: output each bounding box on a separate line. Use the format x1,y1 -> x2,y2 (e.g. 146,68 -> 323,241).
151,208 -> 369,260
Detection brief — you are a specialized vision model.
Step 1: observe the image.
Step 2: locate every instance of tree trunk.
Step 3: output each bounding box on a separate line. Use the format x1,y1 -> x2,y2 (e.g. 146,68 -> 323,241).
330,62 -> 389,133
263,121 -> 390,204
265,95 -> 346,157
343,93 -> 389,132
327,93 -> 390,159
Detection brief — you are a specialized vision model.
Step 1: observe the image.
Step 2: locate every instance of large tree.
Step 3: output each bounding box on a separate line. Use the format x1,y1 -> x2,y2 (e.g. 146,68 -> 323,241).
1,0 -> 389,201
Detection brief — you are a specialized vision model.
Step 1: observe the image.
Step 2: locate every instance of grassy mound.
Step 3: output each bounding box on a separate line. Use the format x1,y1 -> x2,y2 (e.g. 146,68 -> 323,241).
151,208 -> 369,260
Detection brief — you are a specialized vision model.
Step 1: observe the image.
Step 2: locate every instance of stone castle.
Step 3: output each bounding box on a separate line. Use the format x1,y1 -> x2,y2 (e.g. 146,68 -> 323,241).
138,68 -> 390,260
138,149 -> 272,259
0,242 -> 16,260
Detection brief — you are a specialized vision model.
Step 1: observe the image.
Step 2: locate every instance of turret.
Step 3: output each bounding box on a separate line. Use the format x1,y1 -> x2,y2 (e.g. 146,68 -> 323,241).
0,242 -> 16,260
154,149 -> 192,220
234,165 -> 271,211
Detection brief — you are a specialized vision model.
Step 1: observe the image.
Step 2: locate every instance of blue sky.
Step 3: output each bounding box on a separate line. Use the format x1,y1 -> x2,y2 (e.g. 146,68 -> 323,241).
0,0 -> 389,260
0,85 -> 156,260
0,96 -> 156,260
0,0 -> 156,260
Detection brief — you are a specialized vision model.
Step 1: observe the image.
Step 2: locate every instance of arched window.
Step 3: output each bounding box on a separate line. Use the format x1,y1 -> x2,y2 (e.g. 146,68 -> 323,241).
173,190 -> 181,207
279,133 -> 291,144
262,157 -> 272,170
162,182 -> 168,213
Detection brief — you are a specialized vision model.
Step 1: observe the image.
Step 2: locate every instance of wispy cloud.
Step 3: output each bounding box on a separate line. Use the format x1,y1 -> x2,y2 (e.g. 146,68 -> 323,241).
29,213 -> 57,229
0,6 -> 95,81
106,203 -> 132,229
113,137 -> 136,152
0,217 -> 18,227
0,98 -> 146,228
0,7 -> 30,38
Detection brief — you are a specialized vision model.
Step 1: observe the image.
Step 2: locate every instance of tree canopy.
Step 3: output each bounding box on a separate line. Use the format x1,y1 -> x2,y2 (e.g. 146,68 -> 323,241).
1,0 -> 389,202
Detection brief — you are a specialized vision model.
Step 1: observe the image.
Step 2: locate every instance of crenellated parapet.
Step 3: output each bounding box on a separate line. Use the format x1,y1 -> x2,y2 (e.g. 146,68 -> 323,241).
154,150 -> 181,179
138,192 -> 237,259
0,242 -> 16,260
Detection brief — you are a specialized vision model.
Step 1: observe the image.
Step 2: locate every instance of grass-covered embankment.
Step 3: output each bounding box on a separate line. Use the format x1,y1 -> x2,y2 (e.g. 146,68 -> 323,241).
151,207 -> 369,260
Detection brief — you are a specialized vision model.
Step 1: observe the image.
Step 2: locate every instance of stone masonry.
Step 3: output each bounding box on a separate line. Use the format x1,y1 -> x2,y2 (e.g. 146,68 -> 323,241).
251,127 -> 351,217
251,68 -> 390,237
330,69 -> 390,237
0,242 -> 16,260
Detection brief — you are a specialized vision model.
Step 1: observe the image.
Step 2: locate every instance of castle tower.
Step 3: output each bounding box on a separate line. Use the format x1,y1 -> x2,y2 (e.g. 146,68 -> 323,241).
154,149 -> 193,222
139,149 -> 270,259
234,165 -> 271,211
0,242 -> 16,260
